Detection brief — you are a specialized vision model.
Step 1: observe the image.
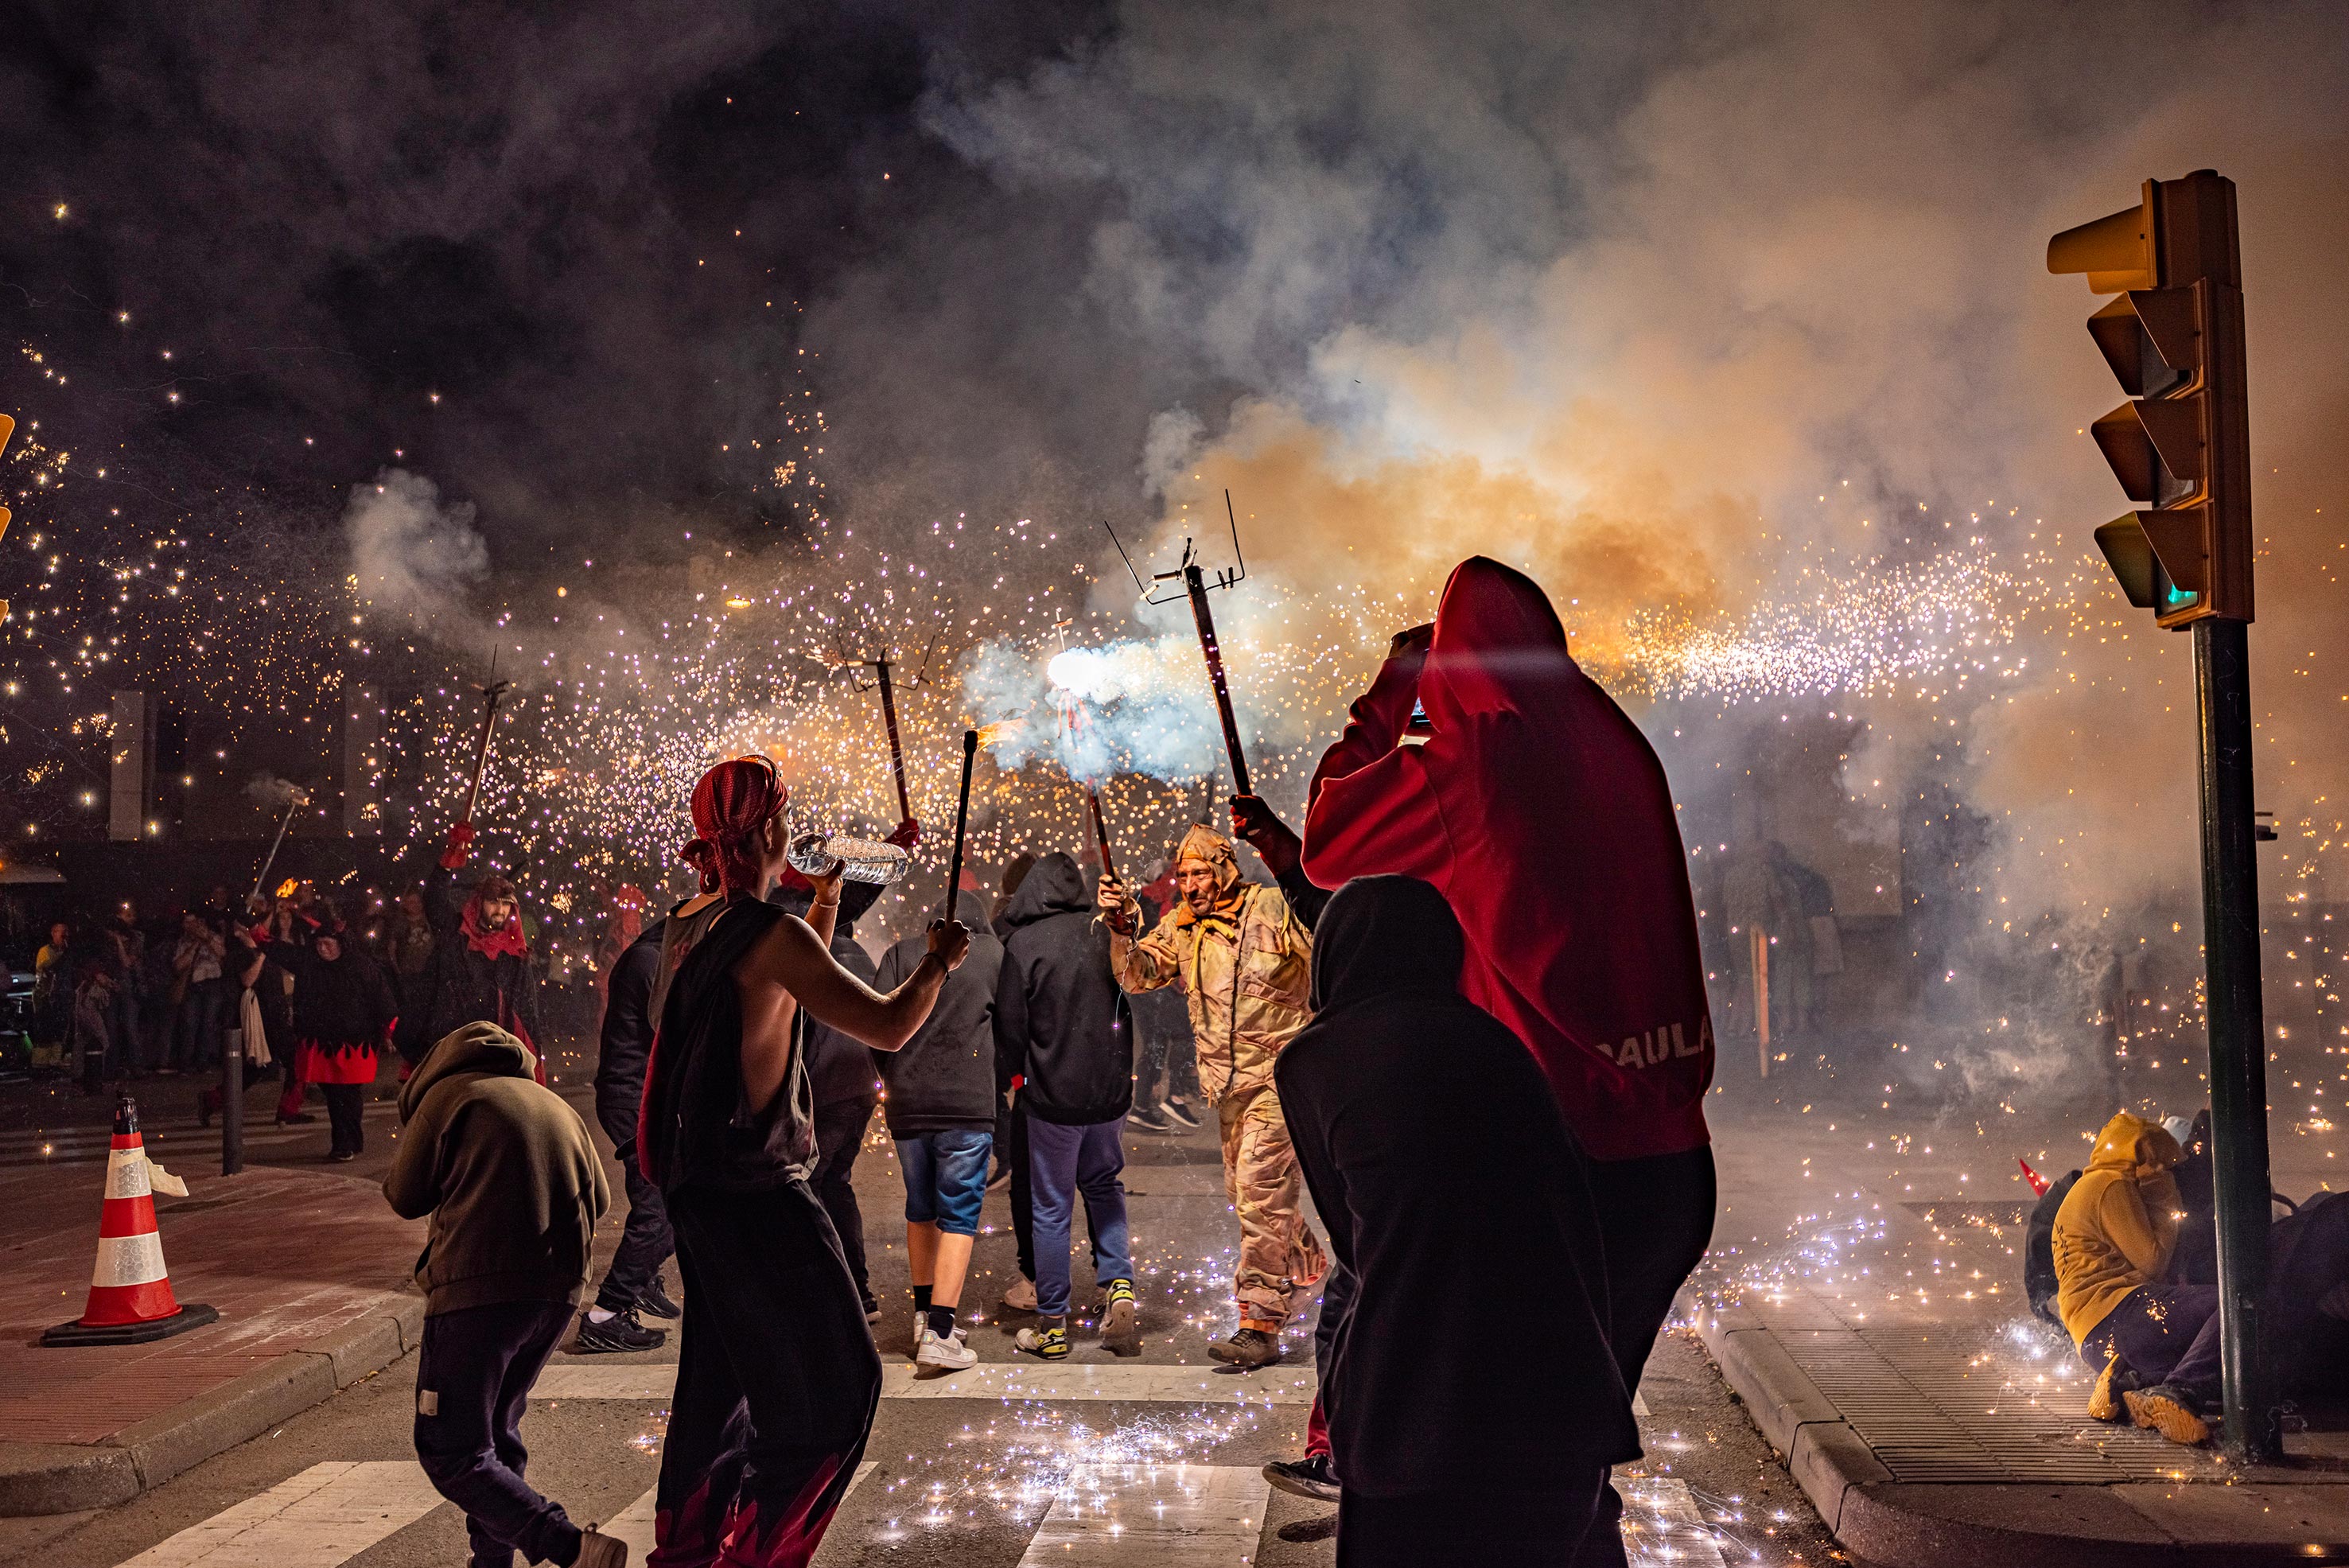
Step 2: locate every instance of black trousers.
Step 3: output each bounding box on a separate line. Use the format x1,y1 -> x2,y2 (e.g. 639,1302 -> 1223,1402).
413,1300 -> 581,1568
1342,1472 -> 1608,1567
810,1098 -> 877,1308
2080,1283 -> 2223,1398
595,1154 -> 677,1313
653,1180 -> 881,1568
322,1083 -> 366,1157
1574,1144 -> 1717,1568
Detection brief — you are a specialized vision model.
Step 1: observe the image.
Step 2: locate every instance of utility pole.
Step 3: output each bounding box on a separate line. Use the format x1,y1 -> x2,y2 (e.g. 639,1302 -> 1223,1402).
2048,169 -> 2273,1460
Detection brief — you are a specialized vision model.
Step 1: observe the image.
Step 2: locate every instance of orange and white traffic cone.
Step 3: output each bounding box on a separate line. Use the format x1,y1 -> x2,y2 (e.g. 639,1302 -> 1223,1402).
41,1095 -> 218,1346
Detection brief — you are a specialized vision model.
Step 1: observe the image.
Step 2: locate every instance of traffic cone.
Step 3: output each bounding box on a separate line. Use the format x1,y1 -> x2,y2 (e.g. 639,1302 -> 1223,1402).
41,1095 -> 218,1346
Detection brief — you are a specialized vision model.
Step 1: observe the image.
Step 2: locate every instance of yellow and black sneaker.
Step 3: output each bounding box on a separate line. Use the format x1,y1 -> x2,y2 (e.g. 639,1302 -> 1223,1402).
1102,1279 -> 1141,1356
2123,1383 -> 2211,1446
1017,1317 -> 1071,1360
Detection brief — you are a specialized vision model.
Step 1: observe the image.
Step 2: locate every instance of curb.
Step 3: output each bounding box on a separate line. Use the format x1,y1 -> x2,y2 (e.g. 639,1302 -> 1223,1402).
1696,1309 -> 2349,1566
0,1294 -> 425,1517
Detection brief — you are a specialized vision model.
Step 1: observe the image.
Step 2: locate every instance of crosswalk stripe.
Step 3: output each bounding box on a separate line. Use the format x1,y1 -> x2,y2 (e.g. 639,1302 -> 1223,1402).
1017,1464 -> 1266,1566
601,1460 -> 874,1560
533,1360 -> 1319,1406
113,1460 -> 443,1567
1622,1477 -> 1726,1568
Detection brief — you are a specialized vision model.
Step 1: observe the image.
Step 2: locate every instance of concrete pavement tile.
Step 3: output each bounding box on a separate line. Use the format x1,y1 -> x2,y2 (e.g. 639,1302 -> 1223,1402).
1835,1481 -> 2177,1567
0,1442 -> 141,1516
104,1353 -> 336,1496
2114,1481 -> 2349,1545
1787,1420 -> 1892,1532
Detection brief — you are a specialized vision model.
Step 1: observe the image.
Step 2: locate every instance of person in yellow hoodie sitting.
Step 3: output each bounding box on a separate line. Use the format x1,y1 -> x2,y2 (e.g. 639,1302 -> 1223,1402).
2053,1110 -> 2219,1445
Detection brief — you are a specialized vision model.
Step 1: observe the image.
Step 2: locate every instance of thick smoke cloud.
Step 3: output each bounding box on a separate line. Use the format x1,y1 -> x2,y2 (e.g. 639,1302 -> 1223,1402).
344,468 -> 489,636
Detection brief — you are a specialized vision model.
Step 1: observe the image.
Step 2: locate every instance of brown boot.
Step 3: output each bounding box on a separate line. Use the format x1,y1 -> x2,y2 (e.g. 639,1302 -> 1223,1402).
1209,1325 -> 1284,1369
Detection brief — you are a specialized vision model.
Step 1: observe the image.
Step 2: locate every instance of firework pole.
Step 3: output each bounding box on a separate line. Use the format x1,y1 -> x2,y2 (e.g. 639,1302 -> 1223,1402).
457,678 -> 515,825
871,659 -> 913,822
943,729 -> 977,925
1087,786 -> 1118,884
248,786 -> 309,903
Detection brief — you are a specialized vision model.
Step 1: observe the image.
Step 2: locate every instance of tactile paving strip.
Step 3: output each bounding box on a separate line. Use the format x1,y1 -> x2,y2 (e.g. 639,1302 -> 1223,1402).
1795,1328 -> 2226,1483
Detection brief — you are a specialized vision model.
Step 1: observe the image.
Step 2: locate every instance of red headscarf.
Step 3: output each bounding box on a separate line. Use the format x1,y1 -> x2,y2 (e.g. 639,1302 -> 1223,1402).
680,755 -> 789,895
1302,557 -> 1715,1162
460,873 -> 529,961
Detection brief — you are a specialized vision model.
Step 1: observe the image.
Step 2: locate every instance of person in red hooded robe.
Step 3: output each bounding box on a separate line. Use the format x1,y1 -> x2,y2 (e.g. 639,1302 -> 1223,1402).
1301,557 -> 1715,1564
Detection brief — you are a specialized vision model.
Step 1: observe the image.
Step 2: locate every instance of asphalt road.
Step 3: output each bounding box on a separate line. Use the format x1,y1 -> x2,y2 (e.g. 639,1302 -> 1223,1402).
0,1069 -> 1836,1567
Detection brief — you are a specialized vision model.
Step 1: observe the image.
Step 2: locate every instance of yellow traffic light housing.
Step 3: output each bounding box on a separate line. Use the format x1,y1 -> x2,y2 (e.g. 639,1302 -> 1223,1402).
2049,173 -> 2252,627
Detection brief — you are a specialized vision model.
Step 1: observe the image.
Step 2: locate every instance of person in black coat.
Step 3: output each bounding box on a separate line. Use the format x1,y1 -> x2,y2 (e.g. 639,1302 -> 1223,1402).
397,823 -> 542,1073
579,918 -> 674,1352
268,918 -> 397,1161
994,852 -> 1139,1358
775,874 -> 892,1318
1274,875 -> 1638,1566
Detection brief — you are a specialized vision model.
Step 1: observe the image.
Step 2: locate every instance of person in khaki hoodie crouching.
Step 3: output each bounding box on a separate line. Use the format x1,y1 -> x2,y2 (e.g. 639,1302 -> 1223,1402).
386,1021 -> 624,1568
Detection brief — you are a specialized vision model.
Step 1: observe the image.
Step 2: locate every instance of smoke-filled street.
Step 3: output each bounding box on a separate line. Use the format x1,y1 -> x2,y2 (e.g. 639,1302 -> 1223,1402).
4,3 -> 2349,1566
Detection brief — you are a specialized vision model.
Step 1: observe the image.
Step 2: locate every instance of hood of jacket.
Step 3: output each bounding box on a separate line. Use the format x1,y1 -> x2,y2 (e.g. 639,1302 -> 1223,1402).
401,1021 -> 536,1121
999,851 -> 1091,931
1310,875 -> 1465,1013
2085,1110 -> 2185,1180
1418,556 -> 1576,727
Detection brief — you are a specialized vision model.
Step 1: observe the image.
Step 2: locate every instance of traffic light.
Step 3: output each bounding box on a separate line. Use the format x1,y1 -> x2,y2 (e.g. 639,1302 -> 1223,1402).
2048,171 -> 2252,627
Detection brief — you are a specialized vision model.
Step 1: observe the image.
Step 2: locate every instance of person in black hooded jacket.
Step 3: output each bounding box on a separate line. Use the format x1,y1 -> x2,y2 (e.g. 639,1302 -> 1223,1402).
1274,874 -> 1637,1566
994,851 -> 1139,1358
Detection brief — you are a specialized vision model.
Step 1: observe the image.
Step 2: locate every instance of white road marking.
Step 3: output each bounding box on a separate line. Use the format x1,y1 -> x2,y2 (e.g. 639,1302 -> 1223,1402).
533,1360 -> 1317,1406
114,1461 -> 443,1567
1017,1464 -> 1267,1566
1622,1476 -> 1727,1568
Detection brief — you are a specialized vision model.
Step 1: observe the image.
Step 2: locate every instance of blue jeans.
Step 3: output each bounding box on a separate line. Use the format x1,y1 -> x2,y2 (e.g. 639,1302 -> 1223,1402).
1028,1115 -> 1133,1318
896,1127 -> 993,1237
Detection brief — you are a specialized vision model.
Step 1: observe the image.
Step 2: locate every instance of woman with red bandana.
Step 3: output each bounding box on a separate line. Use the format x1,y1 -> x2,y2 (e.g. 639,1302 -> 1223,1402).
1301,557 -> 1716,1567
398,824 -> 543,1079
640,756 -> 968,1568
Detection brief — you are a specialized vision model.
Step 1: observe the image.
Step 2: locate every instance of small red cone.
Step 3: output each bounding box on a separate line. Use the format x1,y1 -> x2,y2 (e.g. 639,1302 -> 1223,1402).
2019,1157 -> 2050,1197
41,1095 -> 218,1346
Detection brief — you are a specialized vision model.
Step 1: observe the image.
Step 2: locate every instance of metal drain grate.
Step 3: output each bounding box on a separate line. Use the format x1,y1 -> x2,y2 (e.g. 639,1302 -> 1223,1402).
1795,1329 -> 2225,1483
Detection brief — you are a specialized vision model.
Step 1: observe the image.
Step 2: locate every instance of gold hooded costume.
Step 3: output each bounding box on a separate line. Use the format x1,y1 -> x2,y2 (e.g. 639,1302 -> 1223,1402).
1113,823 -> 1324,1326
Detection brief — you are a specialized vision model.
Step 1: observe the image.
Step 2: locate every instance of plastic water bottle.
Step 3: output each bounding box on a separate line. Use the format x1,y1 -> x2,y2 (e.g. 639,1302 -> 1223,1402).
788,831 -> 911,886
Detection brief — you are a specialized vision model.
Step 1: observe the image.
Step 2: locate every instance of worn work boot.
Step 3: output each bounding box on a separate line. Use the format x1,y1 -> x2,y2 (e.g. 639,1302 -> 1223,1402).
1262,1452 -> 1341,1503
1209,1325 -> 1284,1369
575,1309 -> 666,1355
2087,1353 -> 2125,1422
637,1272 -> 682,1320
1100,1278 -> 1141,1356
573,1523 -> 628,1567
1001,1275 -> 1039,1313
2124,1384 -> 2211,1446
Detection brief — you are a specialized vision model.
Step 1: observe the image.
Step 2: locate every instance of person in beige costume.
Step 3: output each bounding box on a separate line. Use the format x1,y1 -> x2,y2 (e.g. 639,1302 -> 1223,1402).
1101,822 -> 1326,1368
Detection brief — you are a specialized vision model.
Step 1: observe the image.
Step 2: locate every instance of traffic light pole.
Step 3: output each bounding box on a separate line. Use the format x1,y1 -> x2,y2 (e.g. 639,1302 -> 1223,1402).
2195,616 -> 2275,1462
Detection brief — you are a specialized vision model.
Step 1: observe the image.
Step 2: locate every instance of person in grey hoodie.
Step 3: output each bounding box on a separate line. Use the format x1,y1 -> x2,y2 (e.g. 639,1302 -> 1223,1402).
384,1021 -> 623,1568
872,889 -> 1003,1369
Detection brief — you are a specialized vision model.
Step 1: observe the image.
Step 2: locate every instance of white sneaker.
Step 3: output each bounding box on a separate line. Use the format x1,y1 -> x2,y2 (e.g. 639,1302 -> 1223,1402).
911,1312 -> 931,1362
1002,1275 -> 1038,1312
916,1324 -> 977,1371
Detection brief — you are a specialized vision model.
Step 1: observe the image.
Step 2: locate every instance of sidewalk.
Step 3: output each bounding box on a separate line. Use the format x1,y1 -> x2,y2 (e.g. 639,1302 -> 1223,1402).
1699,1099 -> 2349,1566
0,1158 -> 425,1515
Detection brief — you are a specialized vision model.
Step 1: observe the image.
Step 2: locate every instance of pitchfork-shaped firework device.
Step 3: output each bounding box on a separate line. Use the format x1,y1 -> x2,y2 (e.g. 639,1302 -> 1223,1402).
458,675 -> 515,826
1105,491 -> 1254,795
831,632 -> 942,823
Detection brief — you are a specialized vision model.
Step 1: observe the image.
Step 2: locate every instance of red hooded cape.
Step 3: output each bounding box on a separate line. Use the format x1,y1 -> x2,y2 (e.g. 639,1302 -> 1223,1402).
1301,557 -> 1713,1161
